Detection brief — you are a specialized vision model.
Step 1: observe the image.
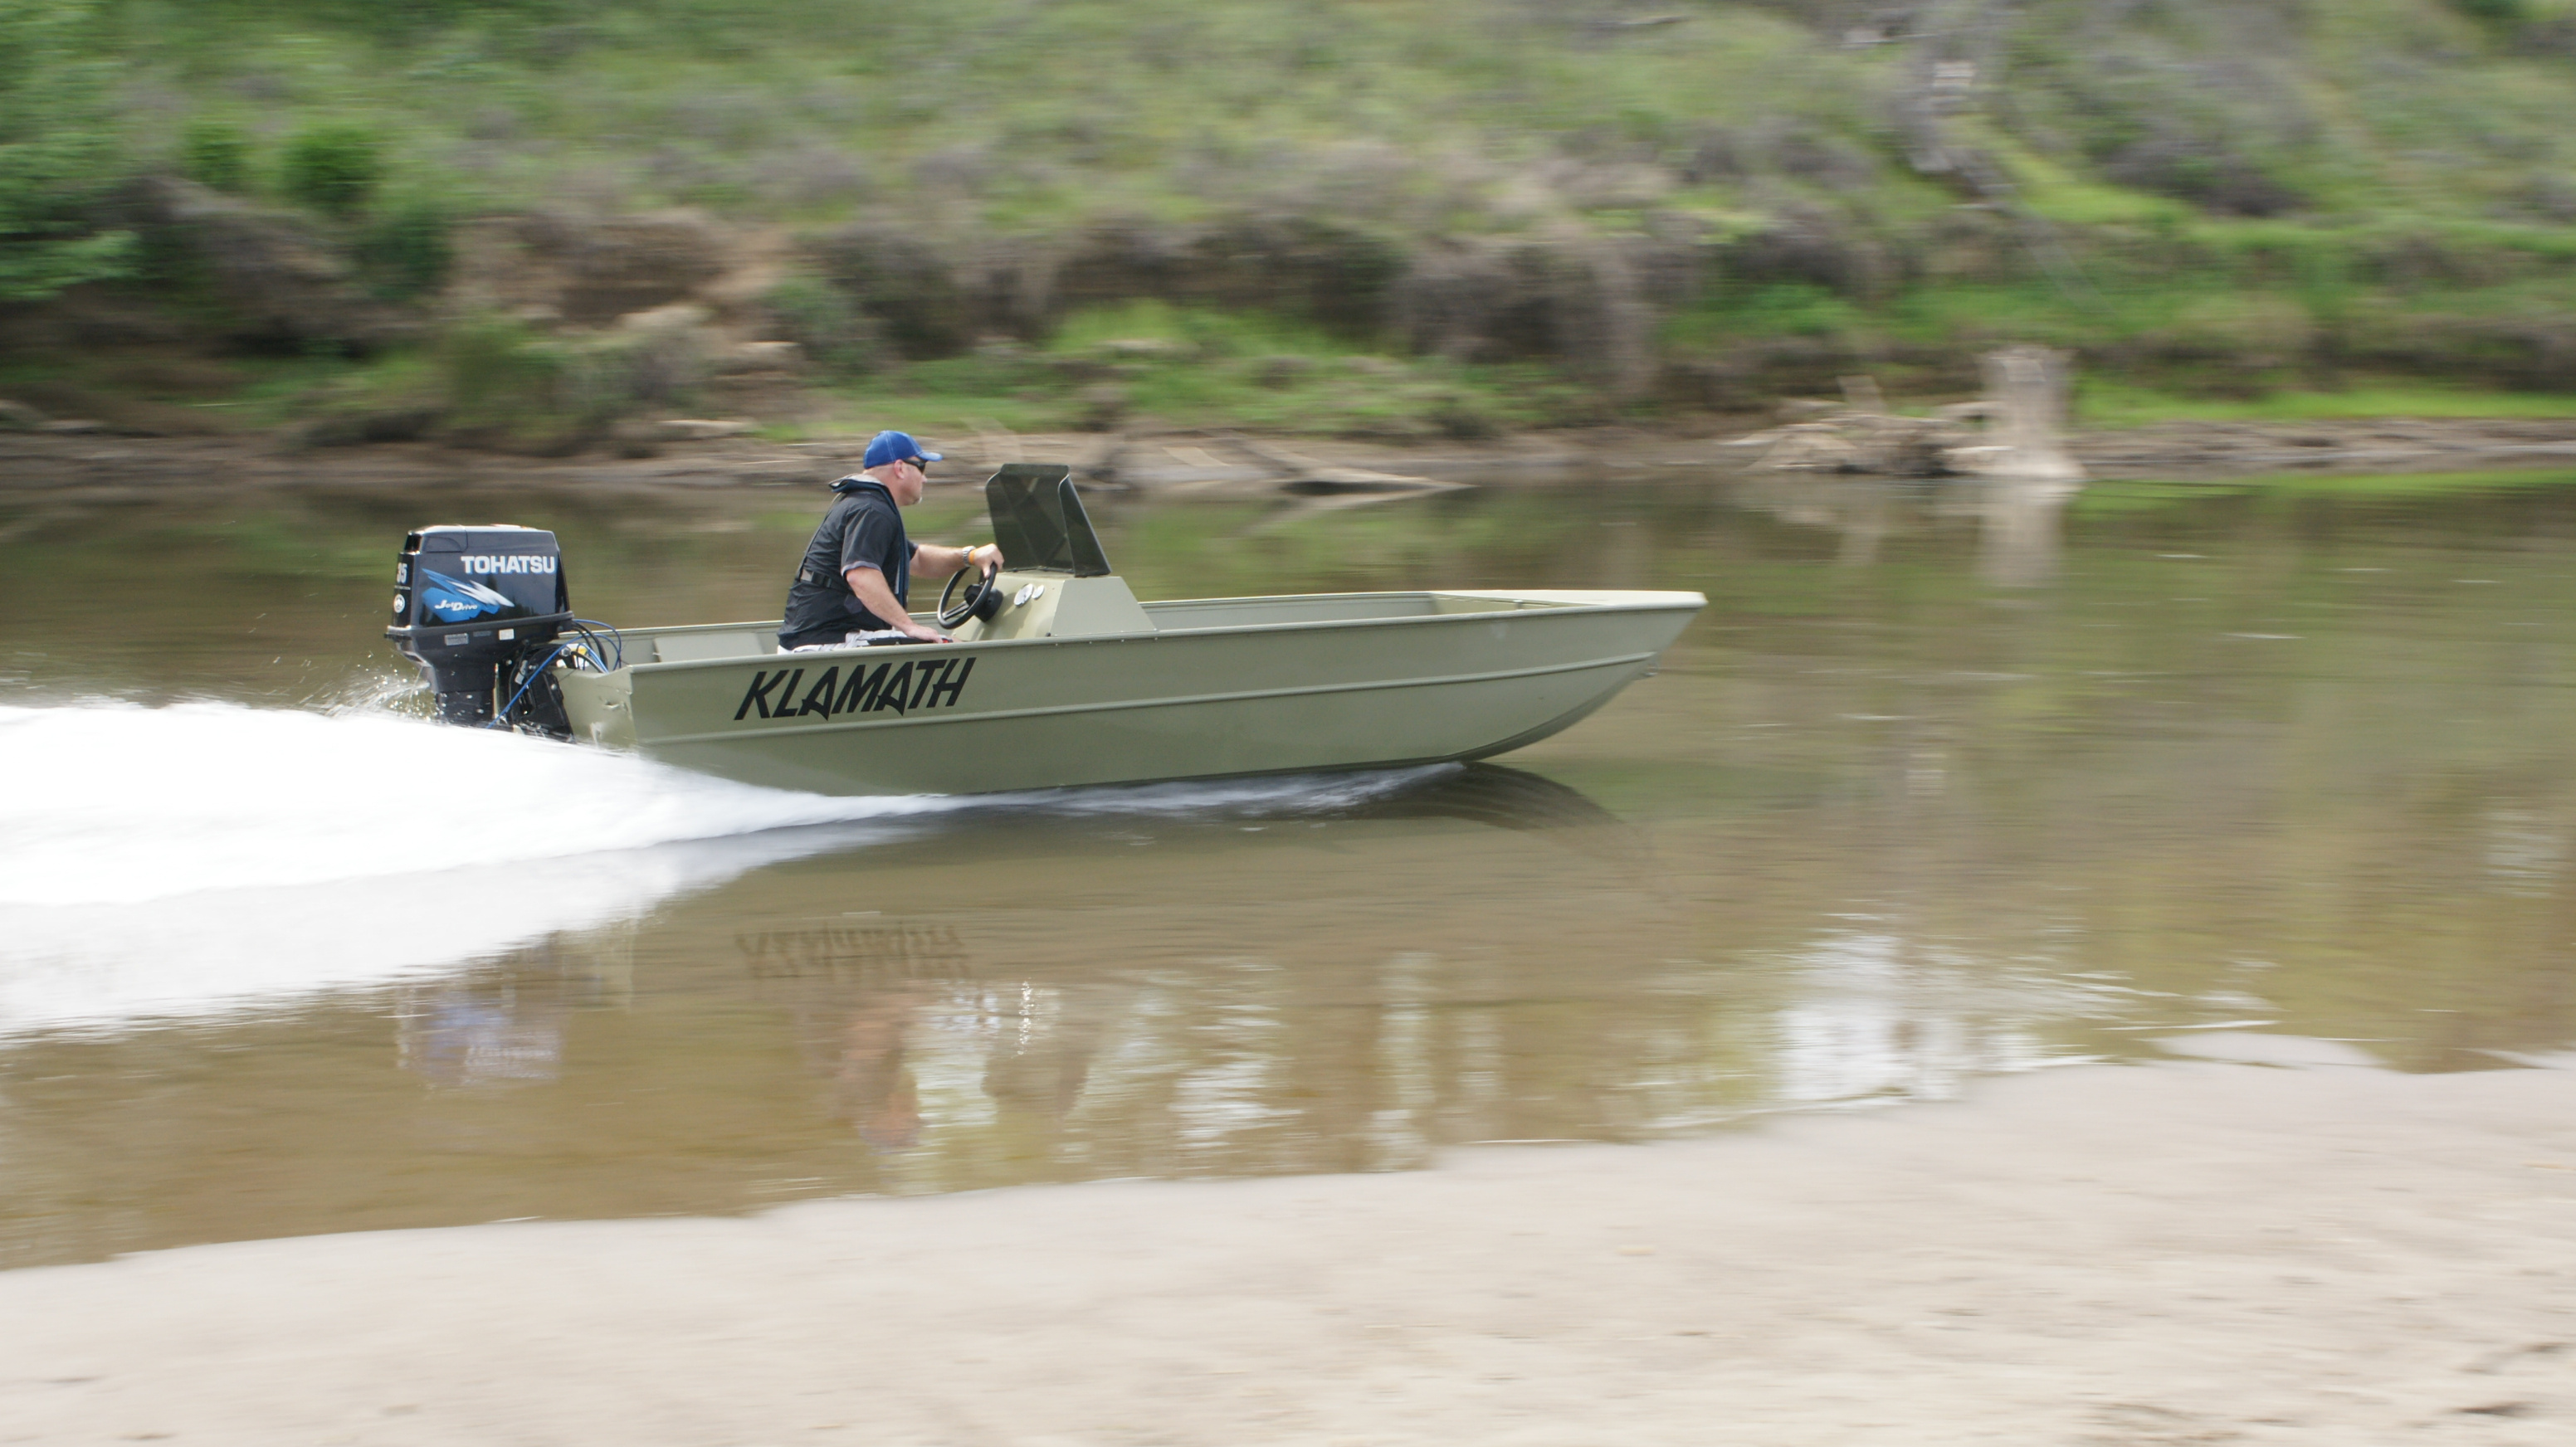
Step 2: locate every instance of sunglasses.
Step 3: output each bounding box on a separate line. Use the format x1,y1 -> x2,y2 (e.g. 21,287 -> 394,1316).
908,457 -> 930,474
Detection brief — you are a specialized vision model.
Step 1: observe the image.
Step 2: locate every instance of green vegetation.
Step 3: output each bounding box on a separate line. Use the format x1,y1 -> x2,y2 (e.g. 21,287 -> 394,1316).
786,300 -> 1582,440
178,117 -> 250,193
0,0 -> 133,300
2076,468 -> 2576,513
7,0 -> 2576,438
2075,382 -> 2576,430
279,123 -> 383,218
352,195 -> 454,300
761,275 -> 875,381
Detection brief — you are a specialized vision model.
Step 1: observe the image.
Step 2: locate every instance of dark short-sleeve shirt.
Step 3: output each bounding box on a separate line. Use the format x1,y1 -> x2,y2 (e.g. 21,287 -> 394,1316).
780,478 -> 913,646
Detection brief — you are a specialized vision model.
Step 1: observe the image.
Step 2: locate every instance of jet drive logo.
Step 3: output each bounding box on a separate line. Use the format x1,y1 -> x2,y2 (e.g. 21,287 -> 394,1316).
461,554 -> 557,575
419,570 -> 516,622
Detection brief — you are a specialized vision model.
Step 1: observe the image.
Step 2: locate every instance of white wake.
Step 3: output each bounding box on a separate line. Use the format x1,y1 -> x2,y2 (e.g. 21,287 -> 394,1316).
0,700 -> 1429,1035
0,700 -> 962,907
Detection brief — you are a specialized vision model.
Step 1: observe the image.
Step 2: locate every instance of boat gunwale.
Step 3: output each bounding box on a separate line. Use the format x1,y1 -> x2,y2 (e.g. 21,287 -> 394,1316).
609,587 -> 1708,678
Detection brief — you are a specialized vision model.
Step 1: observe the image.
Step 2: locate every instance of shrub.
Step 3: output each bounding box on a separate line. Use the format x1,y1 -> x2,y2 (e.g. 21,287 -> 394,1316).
180,118 -> 251,192
0,0 -> 134,301
434,312 -> 707,452
354,197 -> 453,300
577,318 -> 705,417
281,123 -> 383,218
763,273 -> 878,378
812,223 -> 971,358
439,316 -> 567,426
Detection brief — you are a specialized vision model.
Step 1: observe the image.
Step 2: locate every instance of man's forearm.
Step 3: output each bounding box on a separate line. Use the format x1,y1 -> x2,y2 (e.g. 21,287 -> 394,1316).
915,542 -> 999,577
842,565 -> 939,638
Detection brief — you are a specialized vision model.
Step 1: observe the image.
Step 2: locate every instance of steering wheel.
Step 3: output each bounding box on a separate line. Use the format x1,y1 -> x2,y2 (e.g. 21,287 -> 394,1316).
937,564 -> 1004,629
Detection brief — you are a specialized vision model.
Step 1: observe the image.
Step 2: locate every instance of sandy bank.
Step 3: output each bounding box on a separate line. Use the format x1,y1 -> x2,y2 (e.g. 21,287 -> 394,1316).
3,1046 -> 2572,1445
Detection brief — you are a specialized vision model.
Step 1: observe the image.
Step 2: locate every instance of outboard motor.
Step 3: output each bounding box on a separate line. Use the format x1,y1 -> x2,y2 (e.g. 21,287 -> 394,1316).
387,525 -> 574,730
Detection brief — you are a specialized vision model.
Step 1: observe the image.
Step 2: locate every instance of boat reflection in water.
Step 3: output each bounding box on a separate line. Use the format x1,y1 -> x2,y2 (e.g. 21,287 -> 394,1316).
398,984 -> 567,1090
744,765 -> 1660,1168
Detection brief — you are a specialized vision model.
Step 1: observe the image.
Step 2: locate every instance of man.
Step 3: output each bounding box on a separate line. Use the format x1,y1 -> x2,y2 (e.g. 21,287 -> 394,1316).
778,430 -> 1003,650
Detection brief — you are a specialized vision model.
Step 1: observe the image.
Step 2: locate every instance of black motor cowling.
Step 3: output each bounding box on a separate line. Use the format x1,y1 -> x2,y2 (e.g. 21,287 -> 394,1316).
387,525 -> 573,728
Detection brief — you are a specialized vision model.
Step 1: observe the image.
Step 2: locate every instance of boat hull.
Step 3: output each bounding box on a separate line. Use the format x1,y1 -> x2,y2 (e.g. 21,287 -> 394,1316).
557,589 -> 1703,797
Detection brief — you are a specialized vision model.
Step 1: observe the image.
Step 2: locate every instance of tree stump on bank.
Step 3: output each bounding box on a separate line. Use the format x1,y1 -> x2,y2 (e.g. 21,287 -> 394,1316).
1741,344 -> 2086,483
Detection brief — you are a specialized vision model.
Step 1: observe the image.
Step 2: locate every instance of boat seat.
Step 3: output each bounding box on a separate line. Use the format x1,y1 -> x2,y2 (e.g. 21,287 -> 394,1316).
648,630 -> 780,664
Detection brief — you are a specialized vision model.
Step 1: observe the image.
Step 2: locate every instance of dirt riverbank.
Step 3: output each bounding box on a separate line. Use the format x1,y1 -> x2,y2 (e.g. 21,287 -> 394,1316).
2,1045 -> 2569,1445
6,415 -> 2576,503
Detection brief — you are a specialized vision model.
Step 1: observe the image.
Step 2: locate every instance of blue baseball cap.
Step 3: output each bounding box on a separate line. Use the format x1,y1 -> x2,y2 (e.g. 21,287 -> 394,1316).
861,430 -> 943,470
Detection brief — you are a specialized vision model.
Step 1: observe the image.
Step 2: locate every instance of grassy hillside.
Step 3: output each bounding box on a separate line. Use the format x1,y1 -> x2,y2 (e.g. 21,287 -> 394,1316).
9,0 -> 2576,439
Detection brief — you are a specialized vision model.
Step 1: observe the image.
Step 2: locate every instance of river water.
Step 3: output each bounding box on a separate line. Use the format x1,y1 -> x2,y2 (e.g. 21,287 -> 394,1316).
3,465 -> 2574,1269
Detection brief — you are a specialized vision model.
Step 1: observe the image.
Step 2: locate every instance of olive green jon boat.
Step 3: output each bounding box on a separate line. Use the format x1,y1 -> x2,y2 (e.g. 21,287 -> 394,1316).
415,465 -> 1705,797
